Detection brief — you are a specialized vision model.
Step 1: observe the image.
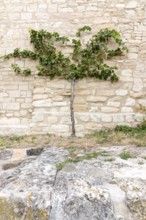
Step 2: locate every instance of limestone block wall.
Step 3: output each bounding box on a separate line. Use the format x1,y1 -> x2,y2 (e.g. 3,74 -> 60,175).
0,0 -> 146,136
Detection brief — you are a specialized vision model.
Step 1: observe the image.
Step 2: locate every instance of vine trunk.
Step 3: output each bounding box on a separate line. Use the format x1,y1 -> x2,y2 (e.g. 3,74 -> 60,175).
70,78 -> 76,137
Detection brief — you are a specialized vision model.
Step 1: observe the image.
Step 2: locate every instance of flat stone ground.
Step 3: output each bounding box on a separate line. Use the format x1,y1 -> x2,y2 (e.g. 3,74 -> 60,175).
0,145 -> 146,175
0,145 -> 146,220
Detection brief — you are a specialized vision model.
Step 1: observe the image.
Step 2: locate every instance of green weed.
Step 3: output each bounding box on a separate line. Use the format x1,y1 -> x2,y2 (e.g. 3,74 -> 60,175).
105,157 -> 115,162
119,151 -> 133,160
56,151 -> 108,171
0,141 -> 4,148
47,133 -> 52,137
67,146 -> 78,156
9,136 -> 24,142
87,121 -> 146,146
115,124 -> 146,138
115,125 -> 132,133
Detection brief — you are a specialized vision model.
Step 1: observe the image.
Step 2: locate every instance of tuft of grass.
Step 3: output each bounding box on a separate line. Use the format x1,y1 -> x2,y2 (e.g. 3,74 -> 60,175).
56,158 -> 80,171
87,121 -> 146,147
87,129 -> 112,144
115,124 -> 146,138
131,140 -> 146,147
0,137 -> 7,149
56,151 -> 108,171
115,125 -> 132,133
81,151 -> 108,159
32,136 -> 37,140
9,136 -> 24,142
31,136 -> 37,144
105,157 -> 115,162
0,120 -> 146,150
47,133 -> 52,137
67,146 -> 78,157
0,141 -> 5,148
119,151 -> 133,160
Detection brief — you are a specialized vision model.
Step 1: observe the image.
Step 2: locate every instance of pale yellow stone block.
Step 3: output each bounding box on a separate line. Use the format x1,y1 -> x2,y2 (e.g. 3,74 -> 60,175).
101,115 -> 112,123
21,103 -> 32,109
74,96 -> 86,104
52,96 -> 64,102
85,123 -> 102,130
121,107 -> 133,113
20,110 -> 28,116
33,94 -> 49,100
3,103 -> 20,111
125,98 -> 136,106
0,117 -> 20,124
74,105 -> 88,112
130,92 -> 144,98
116,90 -> 128,96
101,107 -> 119,113
48,117 -> 58,123
96,90 -> 115,96
107,101 -> 121,107
87,96 -> 107,102
51,125 -> 69,133
112,115 -> 125,123
126,1 -> 137,9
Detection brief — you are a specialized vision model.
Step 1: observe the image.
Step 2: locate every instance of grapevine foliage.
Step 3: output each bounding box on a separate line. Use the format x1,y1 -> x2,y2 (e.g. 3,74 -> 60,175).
3,26 -> 127,81
2,26 -> 128,137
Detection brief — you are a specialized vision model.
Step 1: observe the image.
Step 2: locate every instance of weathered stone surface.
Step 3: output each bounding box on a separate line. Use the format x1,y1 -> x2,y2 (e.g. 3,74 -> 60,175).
101,107 -> 119,113
121,70 -> 132,76
130,91 -> 144,98
0,146 -> 146,220
121,107 -> 133,113
51,125 -> 69,133
112,114 -> 125,123
0,149 -> 12,160
125,98 -> 136,106
116,90 -> 128,96
0,147 -> 69,219
101,114 -> 112,122
107,101 -> 121,107
126,1 -> 137,9
87,96 -> 107,102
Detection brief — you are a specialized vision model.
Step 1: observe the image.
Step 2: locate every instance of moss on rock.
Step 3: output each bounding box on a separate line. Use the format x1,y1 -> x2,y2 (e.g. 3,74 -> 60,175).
0,197 -> 48,220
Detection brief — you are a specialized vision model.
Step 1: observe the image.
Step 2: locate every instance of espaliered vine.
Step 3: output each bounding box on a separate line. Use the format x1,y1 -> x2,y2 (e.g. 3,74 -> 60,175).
3,26 -> 127,137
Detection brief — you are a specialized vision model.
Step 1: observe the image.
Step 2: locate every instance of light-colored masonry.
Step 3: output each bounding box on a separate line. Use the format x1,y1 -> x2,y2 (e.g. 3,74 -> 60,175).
0,0 -> 146,136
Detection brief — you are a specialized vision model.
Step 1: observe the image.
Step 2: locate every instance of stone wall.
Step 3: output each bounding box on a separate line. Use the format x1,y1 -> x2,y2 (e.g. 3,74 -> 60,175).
0,0 -> 146,136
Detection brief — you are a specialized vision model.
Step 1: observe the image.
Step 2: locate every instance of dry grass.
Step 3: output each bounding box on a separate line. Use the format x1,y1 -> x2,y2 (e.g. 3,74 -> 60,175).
0,134 -> 100,150
0,124 -> 146,150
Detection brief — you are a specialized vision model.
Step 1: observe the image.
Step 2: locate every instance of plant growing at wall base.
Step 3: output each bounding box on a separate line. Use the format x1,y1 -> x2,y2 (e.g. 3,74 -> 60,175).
2,26 -> 127,137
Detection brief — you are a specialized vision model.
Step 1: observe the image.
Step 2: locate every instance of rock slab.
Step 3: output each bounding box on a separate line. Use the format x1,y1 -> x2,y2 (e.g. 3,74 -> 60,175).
0,146 -> 146,220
